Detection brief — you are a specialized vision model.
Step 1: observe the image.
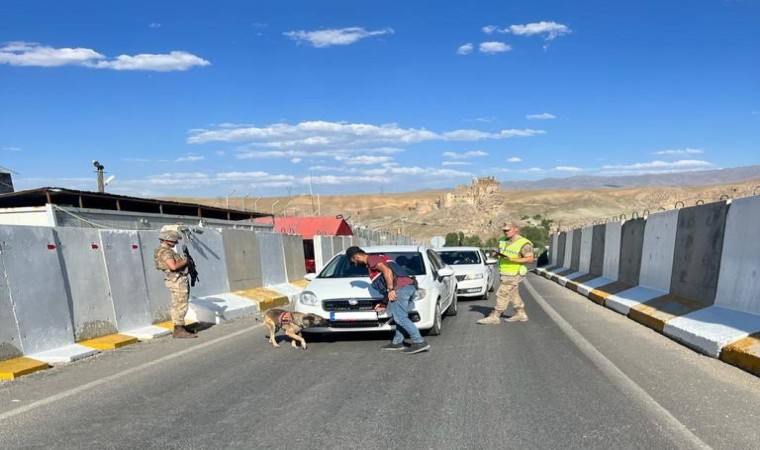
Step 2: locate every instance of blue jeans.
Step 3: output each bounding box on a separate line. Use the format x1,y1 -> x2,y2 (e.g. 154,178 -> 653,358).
388,285 -> 423,344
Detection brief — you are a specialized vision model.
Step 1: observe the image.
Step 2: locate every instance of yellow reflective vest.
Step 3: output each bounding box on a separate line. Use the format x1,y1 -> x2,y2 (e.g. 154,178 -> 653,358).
498,236 -> 532,276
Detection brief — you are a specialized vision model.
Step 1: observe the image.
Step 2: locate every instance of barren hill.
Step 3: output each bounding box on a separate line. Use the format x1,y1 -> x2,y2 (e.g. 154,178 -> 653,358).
168,176 -> 760,244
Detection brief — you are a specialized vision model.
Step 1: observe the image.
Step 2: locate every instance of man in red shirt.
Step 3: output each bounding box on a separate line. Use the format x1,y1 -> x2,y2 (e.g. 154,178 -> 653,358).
346,246 -> 430,354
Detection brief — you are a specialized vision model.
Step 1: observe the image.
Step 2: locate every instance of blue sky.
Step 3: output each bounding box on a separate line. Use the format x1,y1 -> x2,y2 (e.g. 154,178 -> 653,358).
1,0 -> 758,198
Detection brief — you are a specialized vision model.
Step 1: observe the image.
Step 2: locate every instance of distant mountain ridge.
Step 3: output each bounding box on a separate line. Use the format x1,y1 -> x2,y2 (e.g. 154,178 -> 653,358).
500,165 -> 760,191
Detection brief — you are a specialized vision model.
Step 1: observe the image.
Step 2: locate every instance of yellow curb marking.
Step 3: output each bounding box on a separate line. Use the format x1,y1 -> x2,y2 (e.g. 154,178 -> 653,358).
628,295 -> 708,333
720,333 -> 760,377
156,320 -> 198,330
235,287 -> 289,311
291,279 -> 310,289
78,334 -> 138,350
0,357 -> 49,380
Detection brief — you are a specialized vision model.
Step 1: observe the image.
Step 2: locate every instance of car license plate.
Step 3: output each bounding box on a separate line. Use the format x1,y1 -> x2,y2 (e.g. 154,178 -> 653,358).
329,311 -> 378,321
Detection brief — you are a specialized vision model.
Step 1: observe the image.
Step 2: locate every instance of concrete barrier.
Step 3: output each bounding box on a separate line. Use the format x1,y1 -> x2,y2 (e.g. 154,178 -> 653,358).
664,197 -> 760,359
223,229 -> 262,291
606,210 -> 678,315
182,228 -> 230,298
331,237 -> 343,260
557,226 -> 592,286
629,202 -> 728,332
0,259 -> 23,361
136,230 -> 172,324
0,226 -> 95,363
258,232 -> 288,287
548,230 -> 575,281
576,222 -> 622,297
55,228 -> 118,341
314,236 -> 333,272
586,218 -> 645,305
100,230 -> 169,341
566,224 -> 606,292
282,234 -> 306,282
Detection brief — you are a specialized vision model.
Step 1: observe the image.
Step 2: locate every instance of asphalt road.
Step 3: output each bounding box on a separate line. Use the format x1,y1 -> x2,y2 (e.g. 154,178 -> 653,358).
2,274 -> 760,449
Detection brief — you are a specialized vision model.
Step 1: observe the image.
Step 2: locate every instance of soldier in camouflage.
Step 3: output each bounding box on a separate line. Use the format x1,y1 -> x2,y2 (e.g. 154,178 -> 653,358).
478,223 -> 535,324
154,230 -> 196,338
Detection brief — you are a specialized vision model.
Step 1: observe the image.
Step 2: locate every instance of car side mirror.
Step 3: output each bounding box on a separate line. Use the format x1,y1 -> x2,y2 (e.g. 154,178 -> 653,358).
486,258 -> 498,265
437,266 -> 455,277
304,273 -> 317,281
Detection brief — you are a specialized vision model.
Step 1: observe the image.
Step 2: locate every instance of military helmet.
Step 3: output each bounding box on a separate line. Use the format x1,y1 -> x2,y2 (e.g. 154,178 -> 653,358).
159,230 -> 181,242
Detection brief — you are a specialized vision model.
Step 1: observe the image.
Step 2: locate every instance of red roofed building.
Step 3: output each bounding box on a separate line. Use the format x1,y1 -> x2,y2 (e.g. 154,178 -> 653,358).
256,215 -> 353,272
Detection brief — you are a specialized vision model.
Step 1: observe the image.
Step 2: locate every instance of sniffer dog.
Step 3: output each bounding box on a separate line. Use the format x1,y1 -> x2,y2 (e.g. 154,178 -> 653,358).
260,309 -> 327,350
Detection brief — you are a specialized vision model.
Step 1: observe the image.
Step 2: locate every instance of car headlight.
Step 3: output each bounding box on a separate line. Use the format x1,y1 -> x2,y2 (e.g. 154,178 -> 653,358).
414,288 -> 427,301
299,291 -> 319,306
464,273 -> 484,280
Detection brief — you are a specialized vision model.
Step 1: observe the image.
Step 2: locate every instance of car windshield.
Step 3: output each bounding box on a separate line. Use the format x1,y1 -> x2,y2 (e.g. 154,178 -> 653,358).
318,252 -> 426,278
438,251 -> 482,265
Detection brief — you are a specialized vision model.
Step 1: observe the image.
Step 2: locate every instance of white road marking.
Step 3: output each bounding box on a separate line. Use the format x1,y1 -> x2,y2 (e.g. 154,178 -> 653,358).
0,324 -> 260,421
524,276 -> 712,450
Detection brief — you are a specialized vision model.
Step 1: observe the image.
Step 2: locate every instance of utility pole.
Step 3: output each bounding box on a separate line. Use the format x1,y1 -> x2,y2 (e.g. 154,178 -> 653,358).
308,174 -> 315,215
93,160 -> 105,193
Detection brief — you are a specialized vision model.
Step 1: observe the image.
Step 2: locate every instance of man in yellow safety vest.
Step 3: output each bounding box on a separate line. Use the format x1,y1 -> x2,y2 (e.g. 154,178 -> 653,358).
477,223 -> 534,324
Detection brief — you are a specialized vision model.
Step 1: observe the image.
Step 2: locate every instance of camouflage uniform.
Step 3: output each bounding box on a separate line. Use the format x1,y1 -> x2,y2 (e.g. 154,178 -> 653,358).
154,245 -> 190,326
495,241 -> 533,314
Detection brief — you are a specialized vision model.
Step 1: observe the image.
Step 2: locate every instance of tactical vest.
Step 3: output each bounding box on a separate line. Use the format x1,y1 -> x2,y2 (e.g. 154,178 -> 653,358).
499,236 -> 531,276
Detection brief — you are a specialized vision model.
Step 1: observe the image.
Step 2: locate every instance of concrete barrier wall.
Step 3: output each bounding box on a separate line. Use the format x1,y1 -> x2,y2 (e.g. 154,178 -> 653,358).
569,229 -> 583,271
715,197 -> 760,314
331,237 -> 343,259
618,218 -> 645,286
578,227 -> 593,274
562,230 -> 574,269
55,228 -> 118,341
555,232 -> 567,268
258,232 -> 288,286
0,257 -> 22,360
589,224 -> 606,275
100,230 -> 153,332
550,233 -> 558,266
135,230 -> 172,323
222,229 -> 262,291
282,234 -> 306,282
602,222 -> 622,280
638,210 -> 679,291
314,236 -> 334,272
670,202 -> 729,304
180,228 -> 230,297
0,226 -> 75,354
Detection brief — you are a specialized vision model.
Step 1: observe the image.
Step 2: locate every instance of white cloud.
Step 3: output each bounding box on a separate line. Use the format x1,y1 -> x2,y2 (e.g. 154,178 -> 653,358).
442,150 -> 488,160
308,165 -> 335,172
149,23 -> 162,29
335,155 -> 394,165
0,42 -> 209,72
525,167 -> 544,172
442,161 -> 473,166
526,113 -> 556,120
87,51 -> 210,72
2,146 -> 22,152
290,158 -> 302,164
554,166 -> 583,172
479,42 -> 511,54
283,27 -> 393,48
652,148 -> 704,156
457,43 -> 474,55
485,21 -> 572,41
599,159 -> 714,176
507,157 -> 522,162
215,150 -> 226,156
0,42 -> 104,67
187,121 -> 545,152
175,155 -> 205,162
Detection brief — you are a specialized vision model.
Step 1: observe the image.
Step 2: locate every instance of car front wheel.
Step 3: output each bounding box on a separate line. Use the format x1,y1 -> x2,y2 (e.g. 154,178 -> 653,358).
445,291 -> 458,316
426,302 -> 443,336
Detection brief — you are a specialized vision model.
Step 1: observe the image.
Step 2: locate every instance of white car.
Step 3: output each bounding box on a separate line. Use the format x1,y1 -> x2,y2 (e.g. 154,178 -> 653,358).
435,247 -> 497,299
295,245 -> 458,336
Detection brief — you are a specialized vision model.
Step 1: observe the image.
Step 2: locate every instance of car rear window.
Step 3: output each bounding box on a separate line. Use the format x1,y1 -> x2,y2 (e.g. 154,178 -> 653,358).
318,252 -> 426,278
437,251 -> 482,265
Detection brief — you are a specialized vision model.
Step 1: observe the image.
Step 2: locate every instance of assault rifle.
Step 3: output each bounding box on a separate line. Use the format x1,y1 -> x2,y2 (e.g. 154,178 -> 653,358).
182,244 -> 200,287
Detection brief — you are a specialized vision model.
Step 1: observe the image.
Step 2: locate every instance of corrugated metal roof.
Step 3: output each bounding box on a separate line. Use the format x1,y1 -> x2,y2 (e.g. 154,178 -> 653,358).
0,187 -> 272,221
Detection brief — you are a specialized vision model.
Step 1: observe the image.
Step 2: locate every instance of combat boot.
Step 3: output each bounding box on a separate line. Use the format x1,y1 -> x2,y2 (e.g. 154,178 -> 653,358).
504,308 -> 529,322
184,325 -> 198,335
173,326 -> 197,338
477,310 -> 502,325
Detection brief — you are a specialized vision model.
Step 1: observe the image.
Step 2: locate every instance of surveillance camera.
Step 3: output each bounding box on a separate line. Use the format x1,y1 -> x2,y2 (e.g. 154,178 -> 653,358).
92,160 -> 104,170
